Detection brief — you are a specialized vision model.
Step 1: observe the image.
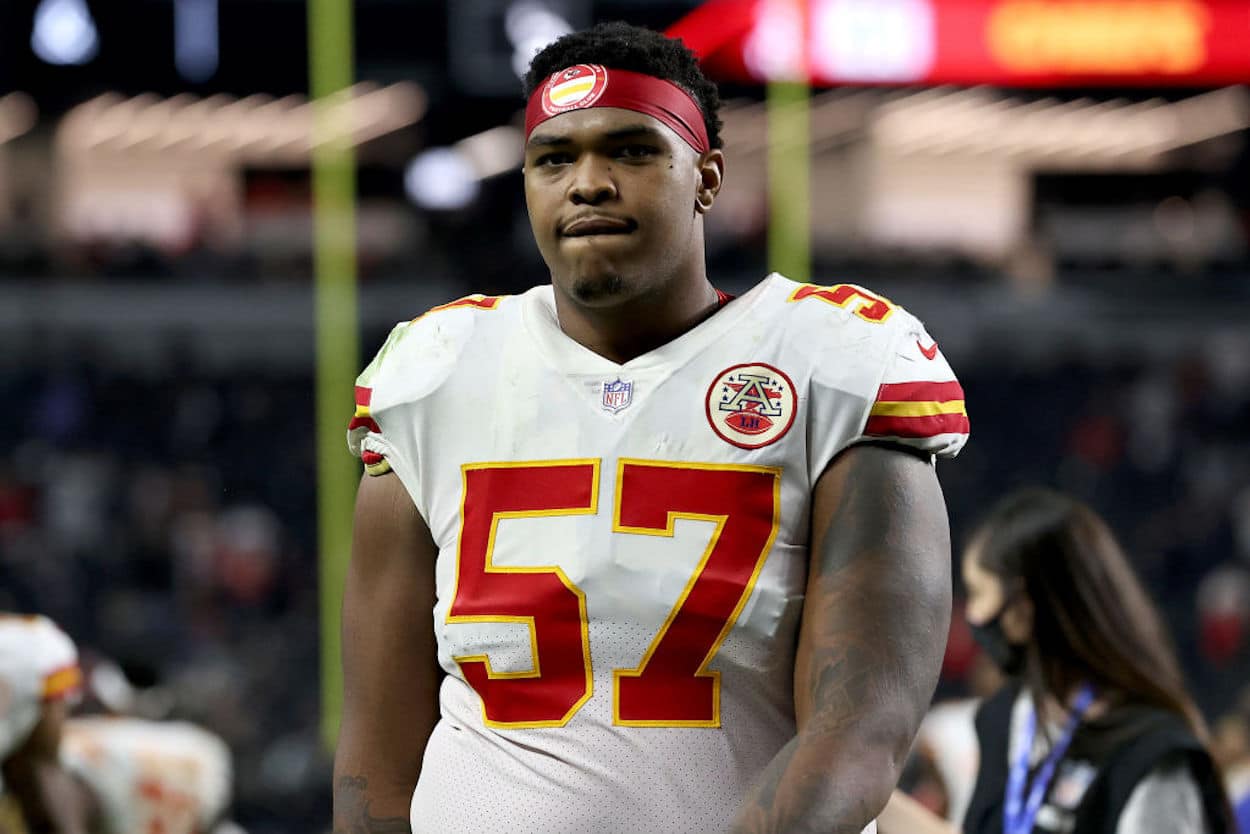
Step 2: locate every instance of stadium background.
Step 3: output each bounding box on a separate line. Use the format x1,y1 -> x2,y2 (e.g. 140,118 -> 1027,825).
0,0 -> 1248,831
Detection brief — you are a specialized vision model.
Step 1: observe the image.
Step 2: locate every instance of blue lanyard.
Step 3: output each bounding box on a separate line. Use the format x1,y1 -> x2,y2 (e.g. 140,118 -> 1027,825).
1003,684 -> 1096,834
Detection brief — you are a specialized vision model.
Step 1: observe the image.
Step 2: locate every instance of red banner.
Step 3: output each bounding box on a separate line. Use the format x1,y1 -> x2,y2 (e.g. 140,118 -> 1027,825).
667,0 -> 1250,86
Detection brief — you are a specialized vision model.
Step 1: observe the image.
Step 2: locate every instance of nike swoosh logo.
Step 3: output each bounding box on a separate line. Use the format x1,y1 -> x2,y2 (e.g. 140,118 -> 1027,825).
918,340 -> 939,360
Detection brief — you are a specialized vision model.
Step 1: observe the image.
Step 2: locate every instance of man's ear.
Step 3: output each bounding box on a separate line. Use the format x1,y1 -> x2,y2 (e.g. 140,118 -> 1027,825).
695,149 -> 725,214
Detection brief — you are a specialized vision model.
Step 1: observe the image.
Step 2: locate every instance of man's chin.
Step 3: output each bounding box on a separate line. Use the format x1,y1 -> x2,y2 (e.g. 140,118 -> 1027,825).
568,272 -> 628,306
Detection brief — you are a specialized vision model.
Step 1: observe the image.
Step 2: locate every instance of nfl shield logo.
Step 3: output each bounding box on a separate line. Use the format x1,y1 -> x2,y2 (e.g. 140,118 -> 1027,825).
601,378 -> 633,413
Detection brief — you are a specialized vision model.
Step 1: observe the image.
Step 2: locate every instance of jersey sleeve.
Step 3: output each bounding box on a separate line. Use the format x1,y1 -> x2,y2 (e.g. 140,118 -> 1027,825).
36,620 -> 81,703
347,321 -> 413,479
852,311 -> 969,459
346,297 -> 494,518
797,281 -> 969,484
0,615 -> 80,759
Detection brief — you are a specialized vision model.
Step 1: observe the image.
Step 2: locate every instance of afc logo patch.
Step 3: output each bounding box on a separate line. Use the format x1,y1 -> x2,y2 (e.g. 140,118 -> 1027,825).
706,363 -> 797,449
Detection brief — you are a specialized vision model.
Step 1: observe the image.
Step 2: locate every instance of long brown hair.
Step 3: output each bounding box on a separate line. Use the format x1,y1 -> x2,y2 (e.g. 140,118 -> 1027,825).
971,487 -> 1209,740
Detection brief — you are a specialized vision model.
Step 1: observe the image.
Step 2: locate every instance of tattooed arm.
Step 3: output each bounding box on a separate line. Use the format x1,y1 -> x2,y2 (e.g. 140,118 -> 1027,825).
333,471 -> 442,834
731,444 -> 952,833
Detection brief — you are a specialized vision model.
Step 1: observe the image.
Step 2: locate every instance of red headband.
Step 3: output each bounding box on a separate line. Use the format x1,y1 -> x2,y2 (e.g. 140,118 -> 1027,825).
525,64 -> 710,153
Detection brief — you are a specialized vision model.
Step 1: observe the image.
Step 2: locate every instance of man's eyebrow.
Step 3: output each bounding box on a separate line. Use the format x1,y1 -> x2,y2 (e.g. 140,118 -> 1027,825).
526,132 -> 569,149
526,124 -> 668,149
603,125 -> 667,141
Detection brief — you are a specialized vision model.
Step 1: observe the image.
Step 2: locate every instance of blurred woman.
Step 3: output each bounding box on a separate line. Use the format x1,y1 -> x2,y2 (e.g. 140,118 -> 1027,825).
880,488 -> 1232,834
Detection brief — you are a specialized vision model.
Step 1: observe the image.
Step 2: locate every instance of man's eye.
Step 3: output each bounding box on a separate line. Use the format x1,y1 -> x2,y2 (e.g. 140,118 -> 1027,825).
617,144 -> 657,159
536,152 -> 573,166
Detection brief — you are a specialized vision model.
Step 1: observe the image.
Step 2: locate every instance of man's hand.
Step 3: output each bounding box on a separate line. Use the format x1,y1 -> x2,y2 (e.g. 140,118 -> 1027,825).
876,790 -> 961,834
732,444 -> 953,833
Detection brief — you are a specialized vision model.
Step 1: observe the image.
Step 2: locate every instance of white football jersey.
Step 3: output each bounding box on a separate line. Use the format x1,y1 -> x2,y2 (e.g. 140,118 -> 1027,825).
60,717 -> 232,834
347,274 -> 969,834
0,614 -> 80,761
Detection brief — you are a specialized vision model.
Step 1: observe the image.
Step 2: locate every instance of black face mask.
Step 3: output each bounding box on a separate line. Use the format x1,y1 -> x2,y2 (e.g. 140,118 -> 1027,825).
969,600 -> 1028,676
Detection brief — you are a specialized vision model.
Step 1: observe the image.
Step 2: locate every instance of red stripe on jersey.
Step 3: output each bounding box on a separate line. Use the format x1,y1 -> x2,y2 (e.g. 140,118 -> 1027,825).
355,386 -> 373,407
865,412 -> 970,439
426,295 -> 501,314
348,415 -> 381,434
361,450 -> 386,466
876,380 -> 964,403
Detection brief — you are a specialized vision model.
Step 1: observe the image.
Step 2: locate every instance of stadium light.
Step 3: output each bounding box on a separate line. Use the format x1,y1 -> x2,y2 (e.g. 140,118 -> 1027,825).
0,94 -> 38,145
405,148 -> 480,211
455,125 -> 524,180
505,1 -> 573,79
403,125 -> 524,212
175,0 -> 219,83
31,0 -> 99,66
57,84 -> 426,160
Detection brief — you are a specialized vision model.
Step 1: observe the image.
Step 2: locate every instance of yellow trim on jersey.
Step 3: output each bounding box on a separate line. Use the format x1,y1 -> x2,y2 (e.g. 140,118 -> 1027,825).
354,403 -> 371,418
412,293 -> 505,323
610,459 -> 783,728
786,282 -> 896,324
447,459 -> 599,730
43,665 -> 82,700
869,399 -> 967,418
362,458 -> 392,476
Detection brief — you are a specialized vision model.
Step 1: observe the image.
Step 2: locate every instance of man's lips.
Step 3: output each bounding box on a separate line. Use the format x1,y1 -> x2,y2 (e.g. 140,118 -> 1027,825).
560,216 -> 637,237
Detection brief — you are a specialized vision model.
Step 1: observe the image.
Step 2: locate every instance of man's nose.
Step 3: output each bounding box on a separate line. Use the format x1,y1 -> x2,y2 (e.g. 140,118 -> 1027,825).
568,157 -> 617,205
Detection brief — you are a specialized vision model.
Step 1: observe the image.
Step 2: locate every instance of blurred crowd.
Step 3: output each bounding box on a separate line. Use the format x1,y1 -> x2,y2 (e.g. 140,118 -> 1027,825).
943,346 -> 1250,715
0,358 -> 328,832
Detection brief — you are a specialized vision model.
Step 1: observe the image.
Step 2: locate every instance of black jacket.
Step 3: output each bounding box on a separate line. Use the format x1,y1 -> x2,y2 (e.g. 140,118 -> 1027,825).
963,683 -> 1230,834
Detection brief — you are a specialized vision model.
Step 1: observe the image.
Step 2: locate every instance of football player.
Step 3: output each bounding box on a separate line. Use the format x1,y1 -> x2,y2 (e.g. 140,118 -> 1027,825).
334,22 -> 969,834
0,614 -> 90,834
60,715 -> 235,834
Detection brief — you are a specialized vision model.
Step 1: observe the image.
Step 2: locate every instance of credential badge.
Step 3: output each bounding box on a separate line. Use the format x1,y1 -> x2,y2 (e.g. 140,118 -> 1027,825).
1051,762 -> 1097,809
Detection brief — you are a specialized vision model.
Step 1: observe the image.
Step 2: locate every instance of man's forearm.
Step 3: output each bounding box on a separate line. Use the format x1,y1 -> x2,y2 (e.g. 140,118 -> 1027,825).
734,447 -> 952,833
730,719 -> 905,834
333,774 -> 413,834
335,472 -> 442,834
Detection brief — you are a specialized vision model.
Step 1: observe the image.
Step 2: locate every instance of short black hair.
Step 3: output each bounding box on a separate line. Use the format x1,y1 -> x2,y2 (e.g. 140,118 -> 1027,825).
524,21 -> 724,150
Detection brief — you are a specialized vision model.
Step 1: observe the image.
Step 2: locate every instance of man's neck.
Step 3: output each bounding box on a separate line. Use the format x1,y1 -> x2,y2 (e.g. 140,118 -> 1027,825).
553,275 -> 721,365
